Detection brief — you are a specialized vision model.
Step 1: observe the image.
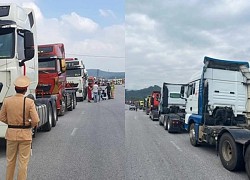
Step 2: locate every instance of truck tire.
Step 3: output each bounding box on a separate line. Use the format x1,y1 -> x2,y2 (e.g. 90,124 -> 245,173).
189,123 -> 198,146
164,118 -> 168,130
168,120 -> 172,133
68,96 -> 73,111
159,116 -> 163,126
51,100 -> 57,127
78,97 -> 84,102
73,94 -> 76,109
219,132 -> 244,171
245,145 -> 250,179
58,99 -> 66,116
44,102 -> 52,131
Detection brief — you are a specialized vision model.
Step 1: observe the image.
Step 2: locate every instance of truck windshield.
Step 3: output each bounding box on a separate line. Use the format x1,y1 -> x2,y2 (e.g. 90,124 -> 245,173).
38,58 -> 56,72
66,69 -> 82,77
0,28 -> 14,59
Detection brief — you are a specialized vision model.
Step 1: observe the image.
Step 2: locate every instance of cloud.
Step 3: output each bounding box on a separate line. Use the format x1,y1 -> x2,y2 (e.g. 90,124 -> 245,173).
99,9 -> 116,18
61,12 -> 99,33
126,0 -> 250,90
1,0 -> 125,72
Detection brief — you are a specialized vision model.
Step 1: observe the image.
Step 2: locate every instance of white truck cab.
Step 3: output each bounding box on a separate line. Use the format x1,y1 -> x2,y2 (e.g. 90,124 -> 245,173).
65,58 -> 87,101
0,3 -> 38,137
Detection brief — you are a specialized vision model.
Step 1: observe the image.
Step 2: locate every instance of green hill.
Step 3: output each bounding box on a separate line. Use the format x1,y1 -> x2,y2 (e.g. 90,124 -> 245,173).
125,85 -> 161,101
87,69 -> 125,79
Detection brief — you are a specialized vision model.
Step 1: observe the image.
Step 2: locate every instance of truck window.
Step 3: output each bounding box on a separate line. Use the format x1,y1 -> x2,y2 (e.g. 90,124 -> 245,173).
66,69 -> 82,77
192,82 -> 196,95
187,84 -> 193,97
17,31 -> 25,60
38,58 -> 56,72
0,28 -> 14,59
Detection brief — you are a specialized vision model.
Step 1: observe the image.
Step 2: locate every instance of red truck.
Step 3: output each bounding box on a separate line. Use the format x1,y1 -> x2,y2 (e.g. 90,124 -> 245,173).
36,43 -> 76,116
149,91 -> 161,120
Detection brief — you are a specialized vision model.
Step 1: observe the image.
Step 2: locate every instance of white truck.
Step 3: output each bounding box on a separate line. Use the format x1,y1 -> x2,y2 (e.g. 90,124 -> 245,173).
158,83 -> 187,132
65,58 -> 88,101
183,56 -> 250,177
0,3 -> 57,138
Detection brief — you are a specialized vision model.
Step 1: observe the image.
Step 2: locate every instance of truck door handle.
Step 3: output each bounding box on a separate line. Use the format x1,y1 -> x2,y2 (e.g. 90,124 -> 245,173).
190,107 -> 192,111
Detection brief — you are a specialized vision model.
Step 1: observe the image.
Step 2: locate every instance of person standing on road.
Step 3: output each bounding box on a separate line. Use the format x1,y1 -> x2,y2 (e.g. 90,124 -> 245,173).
97,82 -> 102,102
87,83 -> 93,103
92,81 -> 98,103
110,81 -> 115,99
0,75 -> 40,180
105,82 -> 111,99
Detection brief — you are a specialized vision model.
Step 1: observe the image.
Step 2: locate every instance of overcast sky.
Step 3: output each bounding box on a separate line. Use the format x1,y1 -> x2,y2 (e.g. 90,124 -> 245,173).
126,0 -> 250,90
2,0 -> 125,72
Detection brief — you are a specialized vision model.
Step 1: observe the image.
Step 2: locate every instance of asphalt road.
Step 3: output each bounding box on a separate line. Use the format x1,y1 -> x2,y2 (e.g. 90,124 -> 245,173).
0,86 -> 248,180
0,85 -> 125,180
125,108 -> 249,180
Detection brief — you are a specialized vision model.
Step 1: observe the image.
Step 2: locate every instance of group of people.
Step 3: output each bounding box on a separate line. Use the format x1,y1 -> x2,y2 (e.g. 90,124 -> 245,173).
87,81 -> 115,103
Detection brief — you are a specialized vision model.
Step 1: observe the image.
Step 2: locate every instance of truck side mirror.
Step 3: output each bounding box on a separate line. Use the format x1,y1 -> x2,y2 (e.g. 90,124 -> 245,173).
24,30 -> 34,61
61,59 -> 66,73
19,30 -> 35,66
180,85 -> 185,97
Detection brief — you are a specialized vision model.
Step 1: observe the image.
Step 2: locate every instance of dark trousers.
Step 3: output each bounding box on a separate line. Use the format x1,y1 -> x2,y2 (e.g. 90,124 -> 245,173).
107,91 -> 111,99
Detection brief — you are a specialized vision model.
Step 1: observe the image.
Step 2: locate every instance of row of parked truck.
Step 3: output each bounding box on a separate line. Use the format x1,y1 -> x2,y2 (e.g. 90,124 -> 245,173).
0,3 -> 89,138
143,56 -> 250,178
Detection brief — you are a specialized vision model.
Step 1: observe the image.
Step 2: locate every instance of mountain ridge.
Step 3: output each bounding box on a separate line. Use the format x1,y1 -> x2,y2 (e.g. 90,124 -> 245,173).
125,85 -> 161,101
87,69 -> 125,79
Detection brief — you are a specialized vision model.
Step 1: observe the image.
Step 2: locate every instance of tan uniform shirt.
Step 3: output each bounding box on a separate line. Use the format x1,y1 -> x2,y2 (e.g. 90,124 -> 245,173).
0,93 -> 40,141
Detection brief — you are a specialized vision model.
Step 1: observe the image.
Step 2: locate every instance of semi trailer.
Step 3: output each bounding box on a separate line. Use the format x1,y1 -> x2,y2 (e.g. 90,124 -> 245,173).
158,83 -> 187,133
183,56 -> 250,177
149,91 -> 161,120
36,43 -> 77,116
65,58 -> 87,101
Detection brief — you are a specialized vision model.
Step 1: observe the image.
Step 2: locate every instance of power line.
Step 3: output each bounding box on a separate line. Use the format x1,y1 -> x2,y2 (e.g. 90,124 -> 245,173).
66,53 -> 125,59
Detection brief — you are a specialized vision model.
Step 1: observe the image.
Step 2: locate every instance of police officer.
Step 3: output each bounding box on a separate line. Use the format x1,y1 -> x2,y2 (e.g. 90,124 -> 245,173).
0,75 -> 40,180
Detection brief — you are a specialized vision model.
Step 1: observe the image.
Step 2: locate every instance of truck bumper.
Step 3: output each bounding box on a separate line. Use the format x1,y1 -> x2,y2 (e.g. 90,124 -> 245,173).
151,110 -> 159,120
169,121 -> 183,132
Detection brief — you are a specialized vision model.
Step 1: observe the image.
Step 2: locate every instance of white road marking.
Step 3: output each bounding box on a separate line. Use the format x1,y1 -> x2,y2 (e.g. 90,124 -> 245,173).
71,128 -> 78,136
170,141 -> 183,152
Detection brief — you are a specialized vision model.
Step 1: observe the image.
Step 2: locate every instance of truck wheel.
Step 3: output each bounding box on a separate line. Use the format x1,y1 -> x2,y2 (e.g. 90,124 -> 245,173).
164,118 -> 168,130
68,96 -> 73,111
159,116 -> 163,126
219,132 -> 244,171
73,94 -> 76,109
52,100 -> 58,127
168,120 -> 172,133
245,145 -> 250,179
44,102 -> 52,131
189,123 -> 198,146
58,100 -> 66,116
